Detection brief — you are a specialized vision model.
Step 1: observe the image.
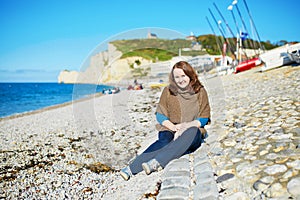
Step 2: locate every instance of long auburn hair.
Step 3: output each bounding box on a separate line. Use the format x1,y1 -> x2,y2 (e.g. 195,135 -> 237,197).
169,61 -> 203,95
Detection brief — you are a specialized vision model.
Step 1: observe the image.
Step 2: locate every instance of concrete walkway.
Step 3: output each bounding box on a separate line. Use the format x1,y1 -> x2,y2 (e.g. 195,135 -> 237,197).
158,142 -> 219,200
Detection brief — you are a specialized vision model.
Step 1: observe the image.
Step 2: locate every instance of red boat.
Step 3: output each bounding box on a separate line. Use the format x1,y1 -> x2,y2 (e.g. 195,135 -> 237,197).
235,57 -> 261,73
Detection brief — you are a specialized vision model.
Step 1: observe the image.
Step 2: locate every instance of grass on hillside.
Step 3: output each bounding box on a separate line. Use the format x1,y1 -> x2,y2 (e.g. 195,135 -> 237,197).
111,35 -> 285,62
121,48 -> 177,61
111,39 -> 207,61
111,39 -> 192,53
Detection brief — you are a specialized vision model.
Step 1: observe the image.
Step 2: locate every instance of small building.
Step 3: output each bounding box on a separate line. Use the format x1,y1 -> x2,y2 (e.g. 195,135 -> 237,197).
191,41 -> 202,51
147,32 -> 158,39
186,32 -> 197,41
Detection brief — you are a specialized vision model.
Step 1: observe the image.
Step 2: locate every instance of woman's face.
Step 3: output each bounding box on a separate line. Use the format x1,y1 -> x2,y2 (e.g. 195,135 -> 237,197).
173,68 -> 190,89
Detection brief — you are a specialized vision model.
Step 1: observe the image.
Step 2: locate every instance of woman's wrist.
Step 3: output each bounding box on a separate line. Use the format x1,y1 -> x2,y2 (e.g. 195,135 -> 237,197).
162,120 -> 176,132
186,120 -> 201,128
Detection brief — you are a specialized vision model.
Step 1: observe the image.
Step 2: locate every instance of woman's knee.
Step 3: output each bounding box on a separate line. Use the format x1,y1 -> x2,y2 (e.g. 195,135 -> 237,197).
184,129 -> 202,154
181,127 -> 200,143
184,127 -> 199,135
158,131 -> 174,142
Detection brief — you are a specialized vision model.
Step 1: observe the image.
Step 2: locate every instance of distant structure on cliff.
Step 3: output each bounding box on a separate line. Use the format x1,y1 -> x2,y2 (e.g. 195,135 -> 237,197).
147,32 -> 158,39
186,32 -> 197,41
184,32 -> 202,51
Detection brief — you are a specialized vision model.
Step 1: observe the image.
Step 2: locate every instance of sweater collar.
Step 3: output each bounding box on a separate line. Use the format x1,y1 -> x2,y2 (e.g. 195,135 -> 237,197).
177,87 -> 196,100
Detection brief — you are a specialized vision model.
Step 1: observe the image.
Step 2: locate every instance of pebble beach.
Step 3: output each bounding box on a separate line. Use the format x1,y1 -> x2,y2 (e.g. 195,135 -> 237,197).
0,65 -> 299,199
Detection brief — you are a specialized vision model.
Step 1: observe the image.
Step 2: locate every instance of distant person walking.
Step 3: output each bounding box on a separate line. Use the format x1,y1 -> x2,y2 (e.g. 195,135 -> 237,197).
120,61 -> 211,180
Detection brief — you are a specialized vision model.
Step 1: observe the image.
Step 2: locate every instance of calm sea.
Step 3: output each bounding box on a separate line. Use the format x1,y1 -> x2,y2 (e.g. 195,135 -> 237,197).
0,83 -> 114,118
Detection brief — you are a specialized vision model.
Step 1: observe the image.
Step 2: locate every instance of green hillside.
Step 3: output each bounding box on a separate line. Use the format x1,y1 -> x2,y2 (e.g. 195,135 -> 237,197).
197,34 -> 281,56
110,39 -> 207,62
110,35 -> 283,62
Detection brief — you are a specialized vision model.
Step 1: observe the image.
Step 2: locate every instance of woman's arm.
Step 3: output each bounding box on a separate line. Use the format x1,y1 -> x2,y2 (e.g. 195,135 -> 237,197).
197,117 -> 209,127
162,120 -> 178,132
156,112 -> 178,132
156,112 -> 169,124
198,88 -> 211,119
156,113 -> 190,132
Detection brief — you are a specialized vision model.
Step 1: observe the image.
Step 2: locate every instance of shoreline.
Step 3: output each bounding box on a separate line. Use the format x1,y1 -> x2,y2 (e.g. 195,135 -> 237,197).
0,91 -> 107,122
0,81 -> 122,121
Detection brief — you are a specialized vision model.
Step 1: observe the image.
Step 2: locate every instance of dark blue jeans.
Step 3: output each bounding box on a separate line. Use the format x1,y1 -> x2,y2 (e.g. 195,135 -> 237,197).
144,131 -> 174,153
129,127 -> 203,175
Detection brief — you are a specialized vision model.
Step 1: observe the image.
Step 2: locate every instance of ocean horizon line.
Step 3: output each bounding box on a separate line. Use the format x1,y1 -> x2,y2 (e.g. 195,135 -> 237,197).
0,82 -> 115,118
0,81 -> 114,86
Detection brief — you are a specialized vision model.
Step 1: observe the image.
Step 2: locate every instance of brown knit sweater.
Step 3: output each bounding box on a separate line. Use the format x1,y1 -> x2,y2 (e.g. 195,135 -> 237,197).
156,86 -> 211,133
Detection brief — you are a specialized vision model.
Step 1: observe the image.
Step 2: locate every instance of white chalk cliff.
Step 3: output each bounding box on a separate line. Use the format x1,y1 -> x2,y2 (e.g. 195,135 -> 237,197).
57,43 -> 151,84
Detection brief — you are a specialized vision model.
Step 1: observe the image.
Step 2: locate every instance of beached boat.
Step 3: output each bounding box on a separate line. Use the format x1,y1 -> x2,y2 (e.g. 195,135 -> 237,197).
102,87 -> 120,94
287,43 -> 300,64
215,55 -> 235,75
260,43 -> 300,71
148,82 -> 168,89
216,64 -> 235,75
235,57 -> 261,73
207,0 -> 265,75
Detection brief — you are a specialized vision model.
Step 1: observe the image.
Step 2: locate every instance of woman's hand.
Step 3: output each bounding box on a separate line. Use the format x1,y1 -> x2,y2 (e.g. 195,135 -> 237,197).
173,123 -> 184,132
162,120 -> 200,140
185,120 -> 201,128
162,120 -> 177,132
173,122 -> 188,140
162,121 -> 186,132
173,121 -> 201,140
174,123 -> 188,131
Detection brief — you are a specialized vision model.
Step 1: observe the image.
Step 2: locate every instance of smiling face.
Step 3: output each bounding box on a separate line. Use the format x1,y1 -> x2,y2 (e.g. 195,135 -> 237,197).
173,68 -> 190,89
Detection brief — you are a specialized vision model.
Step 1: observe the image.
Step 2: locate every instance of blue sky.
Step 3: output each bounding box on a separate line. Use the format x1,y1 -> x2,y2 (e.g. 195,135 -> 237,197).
0,0 -> 299,82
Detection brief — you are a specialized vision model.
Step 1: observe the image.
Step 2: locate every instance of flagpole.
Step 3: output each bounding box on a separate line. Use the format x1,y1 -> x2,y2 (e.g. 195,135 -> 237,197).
208,8 -> 226,41
242,0 -> 265,51
206,16 -> 222,54
213,2 -> 236,38
227,5 -> 239,38
213,2 -> 237,60
208,8 -> 236,59
231,0 -> 256,56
